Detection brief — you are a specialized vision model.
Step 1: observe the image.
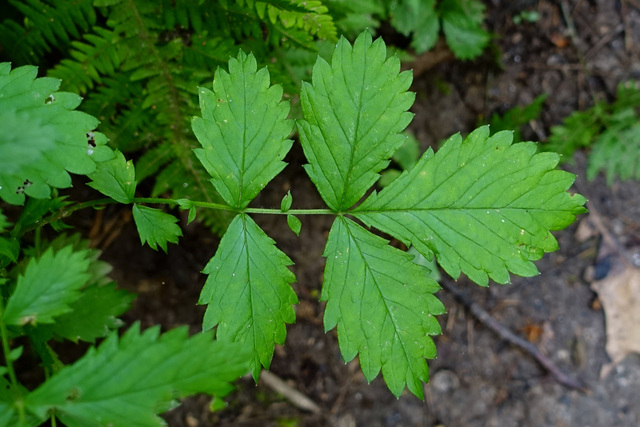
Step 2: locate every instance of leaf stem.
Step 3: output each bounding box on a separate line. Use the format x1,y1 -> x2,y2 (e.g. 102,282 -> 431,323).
245,207 -> 335,215
14,196 -> 337,238
0,298 -> 26,423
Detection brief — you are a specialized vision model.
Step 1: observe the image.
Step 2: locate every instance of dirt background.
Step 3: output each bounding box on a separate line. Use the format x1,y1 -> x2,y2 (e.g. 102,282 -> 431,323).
81,1 -> 640,426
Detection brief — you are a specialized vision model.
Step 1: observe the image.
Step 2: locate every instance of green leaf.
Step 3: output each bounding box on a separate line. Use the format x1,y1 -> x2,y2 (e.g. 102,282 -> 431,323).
132,205 -> 182,252
439,0 -> 490,60
199,214 -> 297,379
3,245 -> 91,326
87,150 -> 137,203
25,324 -> 250,427
281,190 -> 293,212
187,206 -> 197,224
0,210 -> 9,232
46,283 -> 135,343
0,63 -> 109,205
322,217 -> 444,398
287,214 -> 302,236
0,378 -> 16,427
297,31 -> 415,211
0,401 -> 14,427
354,126 -> 587,286
0,237 -> 19,266
192,51 -> 294,209
586,110 -> 640,184
490,94 -> 547,143
8,346 -> 23,362
391,0 -> 439,53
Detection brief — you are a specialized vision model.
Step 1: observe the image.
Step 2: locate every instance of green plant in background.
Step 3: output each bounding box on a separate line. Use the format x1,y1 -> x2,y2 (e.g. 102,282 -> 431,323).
544,82 -> 640,184
513,9 -> 540,25
0,63 -> 251,426
330,0 -> 490,59
489,94 -> 547,143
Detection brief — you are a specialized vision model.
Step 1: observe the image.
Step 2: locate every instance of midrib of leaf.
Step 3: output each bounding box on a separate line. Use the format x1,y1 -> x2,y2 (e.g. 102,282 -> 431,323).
242,216 -> 259,351
341,218 -> 414,368
239,68 -> 248,207
124,0 -> 213,203
338,66 -> 366,210
354,143 -> 570,215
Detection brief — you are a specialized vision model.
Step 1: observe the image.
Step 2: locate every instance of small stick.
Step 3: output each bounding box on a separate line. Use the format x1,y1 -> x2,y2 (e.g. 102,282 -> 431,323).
260,370 -> 321,414
440,279 -> 587,391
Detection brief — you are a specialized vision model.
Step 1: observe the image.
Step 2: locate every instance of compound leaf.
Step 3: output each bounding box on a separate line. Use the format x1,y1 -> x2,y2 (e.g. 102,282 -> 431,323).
199,214 -> 297,379
87,150 -> 136,203
25,324 -> 250,427
3,245 -> 91,326
354,126 -> 587,286
297,31 -> 415,211
132,205 -> 182,252
322,217 -> 444,398
192,51 -> 293,209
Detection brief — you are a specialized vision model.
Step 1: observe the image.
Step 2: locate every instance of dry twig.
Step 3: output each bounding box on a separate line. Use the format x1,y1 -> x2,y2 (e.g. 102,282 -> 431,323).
259,370 -> 321,414
440,279 -> 587,391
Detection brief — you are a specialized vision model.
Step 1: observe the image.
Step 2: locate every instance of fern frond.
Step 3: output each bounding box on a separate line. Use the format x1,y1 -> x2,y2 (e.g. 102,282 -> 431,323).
49,27 -> 122,94
250,0 -> 338,41
0,0 -> 95,64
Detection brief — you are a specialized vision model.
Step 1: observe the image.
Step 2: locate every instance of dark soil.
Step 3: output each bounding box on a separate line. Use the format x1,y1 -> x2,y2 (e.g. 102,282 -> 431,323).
87,1 -> 640,426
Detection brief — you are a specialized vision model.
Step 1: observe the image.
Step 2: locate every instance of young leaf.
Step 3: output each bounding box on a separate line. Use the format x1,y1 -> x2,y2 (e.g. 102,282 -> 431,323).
354,126 -> 587,286
287,214 -> 302,236
87,150 -> 137,203
3,245 -> 91,326
132,204 -> 182,252
297,31 -> 415,211
199,214 -> 297,379
192,51 -> 294,209
322,217 -> 445,398
280,190 -> 293,212
25,324 -> 251,427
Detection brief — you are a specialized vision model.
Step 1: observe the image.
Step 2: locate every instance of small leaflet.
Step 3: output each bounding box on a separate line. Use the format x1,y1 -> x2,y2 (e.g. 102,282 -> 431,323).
132,205 -> 182,252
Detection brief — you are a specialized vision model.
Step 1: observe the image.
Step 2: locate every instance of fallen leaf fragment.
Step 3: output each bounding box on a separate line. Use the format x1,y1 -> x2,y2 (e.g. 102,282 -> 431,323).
591,263 -> 640,377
